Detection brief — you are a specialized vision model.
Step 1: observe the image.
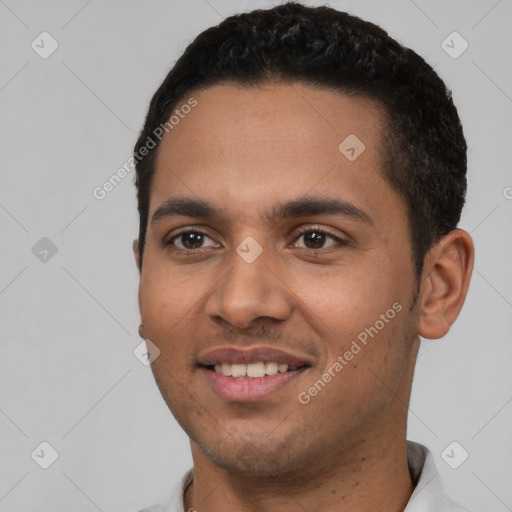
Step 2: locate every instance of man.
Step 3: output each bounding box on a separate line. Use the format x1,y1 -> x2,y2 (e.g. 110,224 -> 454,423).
132,3 -> 474,511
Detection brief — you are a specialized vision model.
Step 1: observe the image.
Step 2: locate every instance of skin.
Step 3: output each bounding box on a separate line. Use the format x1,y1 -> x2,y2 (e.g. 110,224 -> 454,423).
134,82 -> 474,512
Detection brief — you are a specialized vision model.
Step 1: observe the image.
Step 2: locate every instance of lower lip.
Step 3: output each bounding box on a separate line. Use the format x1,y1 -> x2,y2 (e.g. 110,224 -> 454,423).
200,367 -> 307,402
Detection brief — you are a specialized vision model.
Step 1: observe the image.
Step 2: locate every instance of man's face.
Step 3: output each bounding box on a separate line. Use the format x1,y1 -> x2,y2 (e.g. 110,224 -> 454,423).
137,83 -> 420,476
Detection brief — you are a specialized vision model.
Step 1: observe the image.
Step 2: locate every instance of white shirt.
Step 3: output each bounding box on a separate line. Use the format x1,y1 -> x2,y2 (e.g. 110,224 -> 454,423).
137,441 -> 471,512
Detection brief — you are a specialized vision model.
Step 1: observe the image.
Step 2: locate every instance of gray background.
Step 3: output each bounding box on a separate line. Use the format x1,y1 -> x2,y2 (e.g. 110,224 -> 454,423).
0,0 -> 511,510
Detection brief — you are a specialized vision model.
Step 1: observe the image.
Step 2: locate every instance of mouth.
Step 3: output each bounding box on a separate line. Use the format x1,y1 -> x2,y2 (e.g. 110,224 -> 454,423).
205,361 -> 306,378
197,346 -> 312,402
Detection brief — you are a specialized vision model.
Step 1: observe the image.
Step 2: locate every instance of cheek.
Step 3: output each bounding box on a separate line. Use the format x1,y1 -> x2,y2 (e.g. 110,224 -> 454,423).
138,273 -> 205,380
289,260 -> 413,405
139,265 -> 208,329
139,273 -> 202,407
290,261 -> 404,342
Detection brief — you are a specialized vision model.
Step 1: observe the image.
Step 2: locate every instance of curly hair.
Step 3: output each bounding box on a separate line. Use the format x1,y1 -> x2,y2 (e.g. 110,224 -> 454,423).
134,1 -> 467,277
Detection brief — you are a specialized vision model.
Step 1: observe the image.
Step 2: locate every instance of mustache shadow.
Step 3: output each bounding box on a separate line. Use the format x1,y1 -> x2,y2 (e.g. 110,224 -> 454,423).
222,321 -> 283,341
217,320 -> 319,359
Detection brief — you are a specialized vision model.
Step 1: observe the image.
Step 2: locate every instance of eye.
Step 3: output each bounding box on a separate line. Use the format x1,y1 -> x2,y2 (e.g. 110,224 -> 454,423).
168,231 -> 219,250
293,229 -> 345,250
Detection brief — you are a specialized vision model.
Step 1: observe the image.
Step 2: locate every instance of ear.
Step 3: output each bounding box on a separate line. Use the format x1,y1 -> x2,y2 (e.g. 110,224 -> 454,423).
133,239 -> 145,335
417,229 -> 474,339
132,239 -> 141,273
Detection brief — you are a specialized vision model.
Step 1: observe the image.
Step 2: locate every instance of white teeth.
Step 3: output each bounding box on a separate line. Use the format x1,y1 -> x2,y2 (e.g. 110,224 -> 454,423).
265,361 -> 278,375
231,364 -> 247,378
212,361 -> 294,377
247,362 -> 266,378
221,363 -> 232,377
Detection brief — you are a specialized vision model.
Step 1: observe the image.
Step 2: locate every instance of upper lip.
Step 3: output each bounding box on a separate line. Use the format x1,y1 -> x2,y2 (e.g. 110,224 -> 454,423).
197,346 -> 313,367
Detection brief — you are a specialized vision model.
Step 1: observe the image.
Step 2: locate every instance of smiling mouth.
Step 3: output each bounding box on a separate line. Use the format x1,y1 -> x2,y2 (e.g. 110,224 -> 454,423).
204,362 -> 309,378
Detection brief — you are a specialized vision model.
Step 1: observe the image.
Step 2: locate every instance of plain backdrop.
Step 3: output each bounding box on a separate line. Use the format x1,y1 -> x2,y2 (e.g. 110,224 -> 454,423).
0,1 -> 511,511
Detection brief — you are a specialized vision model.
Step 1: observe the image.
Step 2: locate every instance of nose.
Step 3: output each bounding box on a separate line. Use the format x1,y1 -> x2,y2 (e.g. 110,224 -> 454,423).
204,249 -> 293,330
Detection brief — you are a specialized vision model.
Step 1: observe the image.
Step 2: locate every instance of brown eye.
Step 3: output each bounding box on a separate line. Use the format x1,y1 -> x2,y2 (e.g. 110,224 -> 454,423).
169,231 -> 218,250
295,230 -> 340,250
303,232 -> 327,249
181,232 -> 204,249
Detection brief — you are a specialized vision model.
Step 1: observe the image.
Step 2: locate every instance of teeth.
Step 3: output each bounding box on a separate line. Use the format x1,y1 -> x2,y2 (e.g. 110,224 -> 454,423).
247,362 -> 266,378
231,364 -> 247,378
212,361 -> 294,378
221,363 -> 232,377
265,361 -> 278,375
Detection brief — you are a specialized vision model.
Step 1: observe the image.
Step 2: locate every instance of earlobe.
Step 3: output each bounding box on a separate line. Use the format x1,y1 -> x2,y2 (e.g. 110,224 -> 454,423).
417,229 -> 474,339
132,239 -> 141,273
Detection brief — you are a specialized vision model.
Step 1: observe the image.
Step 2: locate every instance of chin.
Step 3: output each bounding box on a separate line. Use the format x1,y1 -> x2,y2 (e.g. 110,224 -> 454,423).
187,417 -> 320,478
198,437 -> 303,476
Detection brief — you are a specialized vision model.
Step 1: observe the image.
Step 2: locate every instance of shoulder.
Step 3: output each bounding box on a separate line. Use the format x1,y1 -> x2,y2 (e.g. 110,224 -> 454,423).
405,441 -> 473,512
134,469 -> 194,512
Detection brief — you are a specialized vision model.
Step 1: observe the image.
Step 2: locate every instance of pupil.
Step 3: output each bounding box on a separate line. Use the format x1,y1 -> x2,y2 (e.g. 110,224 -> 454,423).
304,232 -> 325,249
183,233 -> 203,249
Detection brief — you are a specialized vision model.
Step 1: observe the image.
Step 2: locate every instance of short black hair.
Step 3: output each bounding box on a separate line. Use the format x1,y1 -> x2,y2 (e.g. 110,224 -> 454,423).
134,1 -> 467,276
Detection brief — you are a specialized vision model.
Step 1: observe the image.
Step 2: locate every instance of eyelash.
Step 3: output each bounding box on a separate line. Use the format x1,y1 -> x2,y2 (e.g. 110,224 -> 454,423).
165,226 -> 348,253
166,228 -> 218,252
292,226 -> 348,250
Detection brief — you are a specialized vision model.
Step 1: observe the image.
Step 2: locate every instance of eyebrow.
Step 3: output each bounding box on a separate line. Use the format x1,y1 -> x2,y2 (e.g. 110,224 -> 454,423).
151,196 -> 373,225
270,197 -> 373,224
151,198 -> 220,225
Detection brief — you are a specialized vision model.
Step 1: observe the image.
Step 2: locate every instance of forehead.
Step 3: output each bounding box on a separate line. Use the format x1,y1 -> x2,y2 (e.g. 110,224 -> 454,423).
150,82 -> 401,224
